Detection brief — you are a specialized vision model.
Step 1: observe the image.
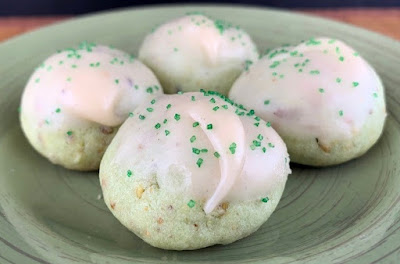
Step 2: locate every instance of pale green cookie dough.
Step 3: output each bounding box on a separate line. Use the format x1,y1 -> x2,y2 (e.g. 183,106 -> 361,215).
20,42 -> 163,171
138,14 -> 259,95
229,37 -> 387,166
100,91 -> 291,250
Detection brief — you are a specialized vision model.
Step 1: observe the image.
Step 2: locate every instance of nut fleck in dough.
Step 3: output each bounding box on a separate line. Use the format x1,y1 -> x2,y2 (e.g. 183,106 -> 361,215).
230,37 -> 386,166
100,91 -> 291,250
139,14 -> 259,95
20,42 -> 163,170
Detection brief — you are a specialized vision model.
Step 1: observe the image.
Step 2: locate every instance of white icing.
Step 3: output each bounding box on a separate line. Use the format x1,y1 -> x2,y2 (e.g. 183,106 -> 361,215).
112,92 -> 290,213
22,44 -> 162,128
230,37 -> 384,144
138,15 -> 259,94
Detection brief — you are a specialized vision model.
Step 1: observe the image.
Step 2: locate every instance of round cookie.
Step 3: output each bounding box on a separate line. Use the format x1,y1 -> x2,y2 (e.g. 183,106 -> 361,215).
229,37 -> 386,166
20,42 -> 163,171
100,91 -> 291,250
138,14 -> 259,95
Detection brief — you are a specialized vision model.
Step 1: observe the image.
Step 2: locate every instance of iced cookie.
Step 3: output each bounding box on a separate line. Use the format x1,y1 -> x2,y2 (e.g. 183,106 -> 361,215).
229,37 -> 386,166
138,14 -> 258,95
100,91 -> 291,250
20,42 -> 163,170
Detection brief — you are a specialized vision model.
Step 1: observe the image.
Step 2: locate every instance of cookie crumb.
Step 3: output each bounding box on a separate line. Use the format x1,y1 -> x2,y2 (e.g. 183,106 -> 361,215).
136,186 -> 145,199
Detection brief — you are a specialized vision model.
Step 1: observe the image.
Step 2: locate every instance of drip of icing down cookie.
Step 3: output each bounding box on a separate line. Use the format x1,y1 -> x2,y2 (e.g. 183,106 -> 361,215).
188,100 -> 246,213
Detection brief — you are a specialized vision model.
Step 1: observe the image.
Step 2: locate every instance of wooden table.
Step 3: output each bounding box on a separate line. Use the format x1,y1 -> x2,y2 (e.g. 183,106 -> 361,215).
0,8 -> 399,42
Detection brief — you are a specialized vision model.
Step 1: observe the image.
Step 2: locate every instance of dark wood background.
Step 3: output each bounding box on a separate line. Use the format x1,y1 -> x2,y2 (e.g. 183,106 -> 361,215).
0,0 -> 399,15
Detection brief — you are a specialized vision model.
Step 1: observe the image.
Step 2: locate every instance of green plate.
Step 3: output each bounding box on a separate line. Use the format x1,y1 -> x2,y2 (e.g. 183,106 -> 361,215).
1,5 -> 400,263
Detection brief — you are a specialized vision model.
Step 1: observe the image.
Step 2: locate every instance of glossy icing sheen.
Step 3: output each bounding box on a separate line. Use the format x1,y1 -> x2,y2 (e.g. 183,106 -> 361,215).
112,92 -> 291,213
22,43 -> 162,127
230,37 -> 385,145
138,14 -> 259,93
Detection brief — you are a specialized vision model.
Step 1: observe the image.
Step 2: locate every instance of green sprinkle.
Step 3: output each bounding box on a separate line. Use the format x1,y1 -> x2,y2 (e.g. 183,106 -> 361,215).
115,79 -> 119,84
55,108 -> 61,113
191,96 -> 196,101
213,106 -> 219,111
192,148 -> 201,155
127,170 -> 133,177
147,108 -> 153,112
264,100 -> 270,105
66,131 -> 73,136
319,88 -> 325,93
129,112 -> 134,117
163,119 -> 167,124
253,140 -> 261,147
134,85 -> 139,89
352,82 -> 359,87
222,105 -> 228,109
59,60 -> 64,65
151,99 -> 156,104
207,124 -> 213,130
165,130 -> 170,136
336,46 -> 340,54
139,115 -> 146,120
339,56 -> 344,62
339,110 -> 344,116
269,61 -> 280,68
174,113 -> 181,121
272,72 -> 278,76
229,142 -> 237,154
266,122 -> 271,127
196,158 -> 203,168
190,135 -> 196,143
177,91 -> 183,95
247,109 -> 255,116
268,142 -> 275,148
254,116 -> 261,121
166,104 -> 172,109
306,38 -> 321,46
353,52 -> 359,57
214,19 -> 232,35
210,98 -> 216,103
254,122 -> 260,127
155,123 -> 161,129
262,147 -> 267,153
257,134 -> 263,141
261,197 -> 269,203
201,149 -> 208,153
187,200 -> 196,208
250,145 -> 256,150
373,92 -> 378,98
244,60 -> 253,71
328,39 -> 336,44
35,78 -> 40,83
193,122 -> 200,127
45,119 -> 50,125
146,87 -> 154,94
310,70 -> 320,75
173,48 -> 178,52
214,152 -> 220,158
71,64 -> 77,68
336,78 -> 342,83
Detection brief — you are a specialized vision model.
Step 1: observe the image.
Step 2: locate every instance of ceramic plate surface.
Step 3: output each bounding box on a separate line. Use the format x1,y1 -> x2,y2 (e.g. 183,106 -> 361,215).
0,5 -> 399,264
